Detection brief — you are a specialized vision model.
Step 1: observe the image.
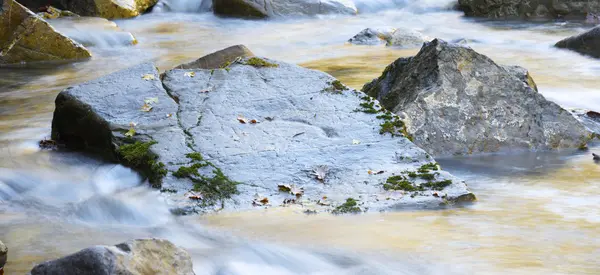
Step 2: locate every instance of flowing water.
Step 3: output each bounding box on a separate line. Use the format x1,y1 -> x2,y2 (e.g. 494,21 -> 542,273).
1,0 -> 600,274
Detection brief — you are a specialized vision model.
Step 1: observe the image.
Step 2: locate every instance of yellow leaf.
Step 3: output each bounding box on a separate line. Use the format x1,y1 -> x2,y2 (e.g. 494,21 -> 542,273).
184,71 -> 195,78
125,127 -> 136,137
352,139 -> 361,145
144,97 -> 159,104
141,103 -> 153,112
141,74 -> 155,81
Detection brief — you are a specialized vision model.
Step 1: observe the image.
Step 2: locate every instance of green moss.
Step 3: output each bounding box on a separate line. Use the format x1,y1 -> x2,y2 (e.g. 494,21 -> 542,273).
358,101 -> 379,114
421,179 -> 453,191
117,141 -> 166,188
332,198 -> 362,214
323,80 -> 349,94
173,151 -> 239,206
384,175 -> 423,192
160,188 -> 177,193
407,171 -> 418,178
244,57 -> 279,68
418,163 -> 439,173
418,172 -> 437,181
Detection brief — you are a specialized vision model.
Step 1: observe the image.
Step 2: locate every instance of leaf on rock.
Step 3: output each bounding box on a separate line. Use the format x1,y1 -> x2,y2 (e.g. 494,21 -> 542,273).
184,71 -> 196,78
252,197 -> 269,206
142,74 -> 155,81
312,165 -> 328,182
144,97 -> 159,104
317,197 -> 330,206
125,127 -> 136,137
166,113 -> 172,118
141,103 -> 153,112
237,115 -> 248,124
352,139 -> 361,145
186,191 -> 203,200
278,184 -> 292,192
290,186 -> 304,197
250,119 -> 258,124
368,170 -> 373,175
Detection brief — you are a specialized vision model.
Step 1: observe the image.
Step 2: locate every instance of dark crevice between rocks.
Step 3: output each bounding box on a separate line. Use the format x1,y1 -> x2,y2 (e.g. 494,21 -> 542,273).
160,80 -> 196,151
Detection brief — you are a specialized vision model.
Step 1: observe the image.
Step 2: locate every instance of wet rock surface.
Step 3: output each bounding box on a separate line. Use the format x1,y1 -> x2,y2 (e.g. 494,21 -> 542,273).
58,0 -> 158,19
176,44 -> 254,70
363,39 -> 592,156
555,26 -> 600,58
348,27 -> 429,47
30,239 -> 194,275
50,50 -> 475,213
0,0 -> 91,65
212,0 -> 357,18
457,0 -> 600,19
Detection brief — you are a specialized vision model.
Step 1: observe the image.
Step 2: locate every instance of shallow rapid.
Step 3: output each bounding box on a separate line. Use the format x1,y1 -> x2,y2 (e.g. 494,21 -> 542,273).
1,0 -> 600,274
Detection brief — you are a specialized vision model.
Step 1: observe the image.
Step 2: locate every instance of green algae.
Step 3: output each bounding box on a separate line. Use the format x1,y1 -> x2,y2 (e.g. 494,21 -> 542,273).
244,57 -> 279,68
117,140 -> 167,188
332,198 -> 362,214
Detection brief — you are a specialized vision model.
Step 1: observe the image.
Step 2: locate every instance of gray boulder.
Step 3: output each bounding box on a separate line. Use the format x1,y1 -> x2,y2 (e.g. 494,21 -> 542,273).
555,26 -> 600,58
572,109 -> 600,135
176,44 -> 254,69
0,0 -> 91,65
212,0 -> 357,18
0,240 -> 6,271
50,49 -> 475,213
30,239 -> 194,275
457,0 -> 600,19
348,28 -> 429,47
363,39 -> 592,156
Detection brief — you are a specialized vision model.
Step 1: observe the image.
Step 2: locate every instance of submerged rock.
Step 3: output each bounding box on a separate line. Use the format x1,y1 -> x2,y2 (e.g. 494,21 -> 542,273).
30,239 -> 194,275
363,39 -> 592,156
0,0 -> 91,65
348,27 -> 429,47
176,44 -> 254,69
212,0 -> 357,18
457,0 -> 600,19
50,48 -> 475,213
58,0 -> 158,19
555,26 -> 600,58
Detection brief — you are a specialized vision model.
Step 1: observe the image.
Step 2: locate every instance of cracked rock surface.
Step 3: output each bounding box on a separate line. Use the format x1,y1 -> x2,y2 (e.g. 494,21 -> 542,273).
51,53 -> 475,214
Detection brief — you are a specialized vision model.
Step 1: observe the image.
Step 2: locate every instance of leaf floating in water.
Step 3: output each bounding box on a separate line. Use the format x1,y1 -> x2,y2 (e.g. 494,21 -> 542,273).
184,71 -> 195,78
237,115 -> 248,124
141,74 -> 155,81
352,139 -> 361,145
141,103 -> 153,112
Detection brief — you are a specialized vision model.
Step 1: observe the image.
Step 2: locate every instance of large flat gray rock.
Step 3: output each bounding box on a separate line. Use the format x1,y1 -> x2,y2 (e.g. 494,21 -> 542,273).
51,54 -> 475,213
363,39 -> 593,157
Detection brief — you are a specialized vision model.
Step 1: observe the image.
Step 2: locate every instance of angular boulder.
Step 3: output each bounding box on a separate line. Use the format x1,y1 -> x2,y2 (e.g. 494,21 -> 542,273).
30,239 -> 194,275
0,0 -> 91,65
457,0 -> 600,19
363,39 -> 592,156
50,49 -> 475,213
212,0 -> 357,18
175,44 -> 254,69
555,26 -> 600,58
58,0 -> 158,19
348,27 -> 429,48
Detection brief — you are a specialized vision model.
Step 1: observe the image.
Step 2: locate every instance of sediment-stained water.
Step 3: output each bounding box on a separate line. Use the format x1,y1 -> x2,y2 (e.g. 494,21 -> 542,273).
1,0 -> 599,274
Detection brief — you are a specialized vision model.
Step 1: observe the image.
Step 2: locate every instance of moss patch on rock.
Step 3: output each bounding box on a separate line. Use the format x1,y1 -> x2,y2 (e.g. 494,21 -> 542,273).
383,175 -> 423,192
354,95 -> 413,141
173,152 -> 239,206
117,141 -> 167,188
244,57 -> 279,68
322,80 -> 349,94
332,198 -> 362,214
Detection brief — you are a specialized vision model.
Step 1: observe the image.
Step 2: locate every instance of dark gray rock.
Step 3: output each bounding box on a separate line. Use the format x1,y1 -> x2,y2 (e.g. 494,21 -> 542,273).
348,27 -> 429,47
30,239 -> 194,275
50,49 -> 475,213
363,39 -> 592,156
555,26 -> 600,58
571,109 -> 600,134
457,0 -> 600,19
212,0 -> 357,18
0,240 -> 6,270
176,45 -> 254,70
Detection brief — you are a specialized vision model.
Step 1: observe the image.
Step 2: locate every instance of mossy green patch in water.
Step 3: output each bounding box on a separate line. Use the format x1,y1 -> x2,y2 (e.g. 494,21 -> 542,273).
118,141 -> 167,188
244,57 -> 279,68
332,198 -> 362,214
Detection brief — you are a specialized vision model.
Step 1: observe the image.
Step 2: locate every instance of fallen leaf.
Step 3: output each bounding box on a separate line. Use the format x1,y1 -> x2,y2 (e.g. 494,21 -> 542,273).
352,139 -> 361,145
200,89 -> 210,93
432,192 -> 439,198
376,170 -> 385,175
252,197 -> 269,206
144,97 -> 159,104
125,127 -> 136,137
312,165 -> 328,181
141,103 -> 153,112
290,186 -> 304,198
250,119 -> 258,124
368,170 -> 373,175
317,197 -> 330,206
237,115 -> 247,124
184,71 -> 195,78
166,113 -> 172,118
141,74 -> 155,81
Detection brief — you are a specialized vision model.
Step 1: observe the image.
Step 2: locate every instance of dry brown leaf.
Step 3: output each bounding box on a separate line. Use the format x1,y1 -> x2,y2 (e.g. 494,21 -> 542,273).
290,186 -> 304,198
278,184 -> 292,192
250,119 -> 258,124
237,115 -> 248,124
141,103 -> 153,112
